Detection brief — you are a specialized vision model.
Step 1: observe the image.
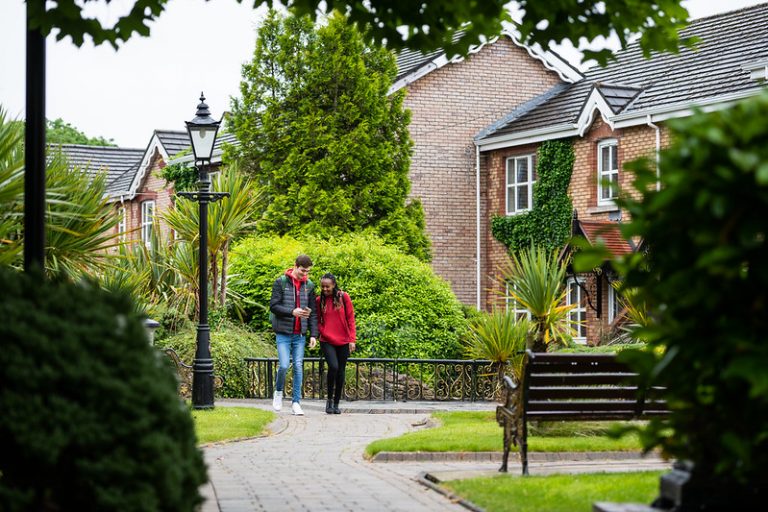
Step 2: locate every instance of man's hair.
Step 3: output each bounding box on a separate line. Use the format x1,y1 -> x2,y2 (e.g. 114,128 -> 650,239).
295,254 -> 313,268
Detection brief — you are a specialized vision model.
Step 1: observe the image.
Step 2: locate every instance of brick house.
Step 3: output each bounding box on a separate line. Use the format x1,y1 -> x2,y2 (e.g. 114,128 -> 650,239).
57,129 -> 191,249
392,29 -> 583,306
474,4 -> 768,344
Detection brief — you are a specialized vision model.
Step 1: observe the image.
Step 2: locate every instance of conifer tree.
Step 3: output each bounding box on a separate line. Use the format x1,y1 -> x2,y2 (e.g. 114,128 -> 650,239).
229,10 -> 430,260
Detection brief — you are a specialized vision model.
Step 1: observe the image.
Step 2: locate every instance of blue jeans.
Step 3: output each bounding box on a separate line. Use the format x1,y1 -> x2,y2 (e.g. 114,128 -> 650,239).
275,333 -> 305,403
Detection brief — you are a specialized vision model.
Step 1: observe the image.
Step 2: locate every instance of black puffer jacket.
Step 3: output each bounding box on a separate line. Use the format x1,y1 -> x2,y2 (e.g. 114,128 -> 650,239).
269,273 -> 319,336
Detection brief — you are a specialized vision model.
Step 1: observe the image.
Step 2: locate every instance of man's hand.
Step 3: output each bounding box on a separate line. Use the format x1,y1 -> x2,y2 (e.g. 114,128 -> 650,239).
309,337 -> 317,349
293,307 -> 310,318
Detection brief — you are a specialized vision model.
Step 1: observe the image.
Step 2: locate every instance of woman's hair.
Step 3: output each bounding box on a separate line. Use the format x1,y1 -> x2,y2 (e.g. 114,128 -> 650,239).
319,273 -> 343,322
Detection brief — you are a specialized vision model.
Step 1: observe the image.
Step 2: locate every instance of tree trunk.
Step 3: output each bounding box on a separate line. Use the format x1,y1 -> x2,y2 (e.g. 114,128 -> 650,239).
528,325 -> 547,352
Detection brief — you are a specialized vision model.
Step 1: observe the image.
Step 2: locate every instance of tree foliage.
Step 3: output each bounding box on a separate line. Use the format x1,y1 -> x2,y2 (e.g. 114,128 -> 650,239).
46,118 -> 115,146
28,0 -> 692,65
579,91 -> 768,506
228,10 -> 430,260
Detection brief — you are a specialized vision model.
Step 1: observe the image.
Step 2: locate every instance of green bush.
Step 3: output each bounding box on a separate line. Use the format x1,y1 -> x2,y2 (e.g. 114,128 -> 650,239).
611,91 -> 768,505
228,233 -> 468,359
161,320 -> 276,398
0,267 -> 206,511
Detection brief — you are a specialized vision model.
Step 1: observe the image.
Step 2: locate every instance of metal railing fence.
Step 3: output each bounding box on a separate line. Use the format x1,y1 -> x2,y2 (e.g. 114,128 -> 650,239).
244,357 -> 504,402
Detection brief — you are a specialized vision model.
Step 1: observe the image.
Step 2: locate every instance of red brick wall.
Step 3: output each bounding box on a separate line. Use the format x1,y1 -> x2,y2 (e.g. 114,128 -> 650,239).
402,38 -> 563,307
483,117 -> 671,343
118,149 -> 176,248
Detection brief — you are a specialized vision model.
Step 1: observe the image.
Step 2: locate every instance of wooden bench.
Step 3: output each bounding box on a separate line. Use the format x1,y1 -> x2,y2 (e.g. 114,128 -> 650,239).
496,349 -> 668,475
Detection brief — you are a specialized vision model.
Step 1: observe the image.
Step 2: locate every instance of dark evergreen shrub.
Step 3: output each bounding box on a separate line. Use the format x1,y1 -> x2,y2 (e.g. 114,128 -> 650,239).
0,267 -> 207,511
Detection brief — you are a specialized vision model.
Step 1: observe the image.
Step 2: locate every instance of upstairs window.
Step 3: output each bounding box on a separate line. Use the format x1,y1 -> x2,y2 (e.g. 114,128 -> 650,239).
141,200 -> 155,248
506,155 -> 536,215
597,139 -> 619,205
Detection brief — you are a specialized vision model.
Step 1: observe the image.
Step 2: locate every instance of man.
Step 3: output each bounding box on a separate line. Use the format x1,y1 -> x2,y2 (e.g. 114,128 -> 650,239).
269,254 -> 318,415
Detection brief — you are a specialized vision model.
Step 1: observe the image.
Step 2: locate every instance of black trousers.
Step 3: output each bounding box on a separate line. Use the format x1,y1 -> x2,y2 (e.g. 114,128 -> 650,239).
321,342 -> 350,403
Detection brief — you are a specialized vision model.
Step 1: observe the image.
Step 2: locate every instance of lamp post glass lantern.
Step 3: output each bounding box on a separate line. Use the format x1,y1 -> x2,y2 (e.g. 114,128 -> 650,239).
178,93 -> 228,409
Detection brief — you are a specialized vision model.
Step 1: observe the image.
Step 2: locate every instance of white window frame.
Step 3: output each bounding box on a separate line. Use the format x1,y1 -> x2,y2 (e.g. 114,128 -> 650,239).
117,206 -> 126,242
505,154 -> 536,215
505,281 -> 531,321
607,282 -> 621,324
141,200 -> 155,248
567,277 -> 588,344
597,139 -> 619,206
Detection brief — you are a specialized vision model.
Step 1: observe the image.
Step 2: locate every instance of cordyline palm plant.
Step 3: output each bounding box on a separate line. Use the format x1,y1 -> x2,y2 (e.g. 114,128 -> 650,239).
0,108 -> 25,265
0,108 -> 122,277
608,280 -> 648,344
100,223 -> 198,318
465,310 -> 532,387
45,151 -> 123,278
162,164 -> 260,309
495,244 -> 576,352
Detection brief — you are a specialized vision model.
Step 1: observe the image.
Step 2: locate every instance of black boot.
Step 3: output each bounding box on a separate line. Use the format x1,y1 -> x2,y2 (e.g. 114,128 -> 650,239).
332,401 -> 341,414
326,398 -> 333,414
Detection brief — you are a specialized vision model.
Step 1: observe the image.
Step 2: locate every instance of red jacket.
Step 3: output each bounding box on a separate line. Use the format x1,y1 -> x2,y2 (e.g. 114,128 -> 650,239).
316,291 -> 356,346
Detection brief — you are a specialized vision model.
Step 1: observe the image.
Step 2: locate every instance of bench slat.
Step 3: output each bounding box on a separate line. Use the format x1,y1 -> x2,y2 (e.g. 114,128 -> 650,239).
526,411 -> 641,421
530,353 -> 620,362
528,387 -> 641,400
528,374 -> 638,386
529,360 -> 631,373
528,400 -> 646,412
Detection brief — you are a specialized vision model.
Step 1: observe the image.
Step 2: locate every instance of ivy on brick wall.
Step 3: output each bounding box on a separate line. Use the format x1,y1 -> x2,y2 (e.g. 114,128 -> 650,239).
160,162 -> 197,192
491,139 -> 574,252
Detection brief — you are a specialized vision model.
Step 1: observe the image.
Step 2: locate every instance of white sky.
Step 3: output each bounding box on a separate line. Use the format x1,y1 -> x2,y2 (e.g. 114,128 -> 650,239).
0,0 -> 764,148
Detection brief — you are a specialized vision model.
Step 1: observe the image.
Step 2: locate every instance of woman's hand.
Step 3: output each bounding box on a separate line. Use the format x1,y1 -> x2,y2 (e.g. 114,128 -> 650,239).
349,342 -> 356,353
309,337 -> 317,349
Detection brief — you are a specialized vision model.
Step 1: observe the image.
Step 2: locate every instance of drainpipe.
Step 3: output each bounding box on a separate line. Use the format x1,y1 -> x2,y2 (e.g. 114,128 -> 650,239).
646,115 -> 661,191
476,143 -> 482,311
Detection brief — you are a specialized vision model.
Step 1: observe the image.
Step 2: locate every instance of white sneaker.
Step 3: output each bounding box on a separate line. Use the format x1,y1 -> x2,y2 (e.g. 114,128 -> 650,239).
291,402 -> 304,416
272,390 -> 283,411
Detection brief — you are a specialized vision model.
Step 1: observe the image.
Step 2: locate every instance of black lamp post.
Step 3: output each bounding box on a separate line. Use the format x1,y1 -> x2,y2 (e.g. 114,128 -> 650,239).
178,93 -> 229,409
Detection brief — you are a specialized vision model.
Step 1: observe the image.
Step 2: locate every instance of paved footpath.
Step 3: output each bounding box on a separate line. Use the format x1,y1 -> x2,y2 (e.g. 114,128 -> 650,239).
198,399 -> 672,512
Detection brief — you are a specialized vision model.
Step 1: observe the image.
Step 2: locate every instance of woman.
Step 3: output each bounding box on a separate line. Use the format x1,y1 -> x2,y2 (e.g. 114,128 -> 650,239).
310,273 -> 356,414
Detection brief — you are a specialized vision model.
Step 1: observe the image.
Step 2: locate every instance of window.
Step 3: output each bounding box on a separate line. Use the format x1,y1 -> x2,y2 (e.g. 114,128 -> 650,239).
597,139 -> 619,205
505,281 -> 531,321
607,282 -> 621,324
117,206 -> 126,242
141,200 -> 155,248
567,277 -> 587,344
506,155 -> 536,215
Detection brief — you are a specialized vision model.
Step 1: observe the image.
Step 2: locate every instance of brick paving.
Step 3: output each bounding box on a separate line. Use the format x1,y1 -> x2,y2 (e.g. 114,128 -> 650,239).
198,399 -> 672,512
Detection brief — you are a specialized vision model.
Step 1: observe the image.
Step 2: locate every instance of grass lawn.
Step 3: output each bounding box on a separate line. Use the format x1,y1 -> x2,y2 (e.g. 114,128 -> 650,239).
365,411 -> 646,457
192,406 -> 276,444
443,471 -> 664,512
